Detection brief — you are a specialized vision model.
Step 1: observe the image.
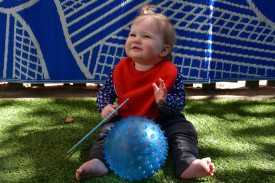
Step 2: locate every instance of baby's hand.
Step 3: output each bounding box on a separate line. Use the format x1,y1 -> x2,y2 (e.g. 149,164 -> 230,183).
152,78 -> 167,107
101,104 -> 119,120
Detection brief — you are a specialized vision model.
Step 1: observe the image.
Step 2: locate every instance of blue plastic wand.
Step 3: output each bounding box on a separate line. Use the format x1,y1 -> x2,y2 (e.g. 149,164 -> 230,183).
67,98 -> 129,154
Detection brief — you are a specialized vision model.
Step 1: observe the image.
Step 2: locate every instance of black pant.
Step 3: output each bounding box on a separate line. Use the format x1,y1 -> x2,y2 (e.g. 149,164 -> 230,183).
89,113 -> 198,178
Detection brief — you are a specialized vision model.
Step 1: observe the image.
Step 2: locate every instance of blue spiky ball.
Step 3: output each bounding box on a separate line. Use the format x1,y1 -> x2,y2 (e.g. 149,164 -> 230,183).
103,115 -> 168,181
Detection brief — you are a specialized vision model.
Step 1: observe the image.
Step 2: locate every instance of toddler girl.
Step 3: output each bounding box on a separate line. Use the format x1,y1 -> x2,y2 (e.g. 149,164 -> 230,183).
76,6 -> 215,180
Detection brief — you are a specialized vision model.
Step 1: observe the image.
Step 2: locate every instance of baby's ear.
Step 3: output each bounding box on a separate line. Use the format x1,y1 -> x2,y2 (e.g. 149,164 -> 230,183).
160,45 -> 171,57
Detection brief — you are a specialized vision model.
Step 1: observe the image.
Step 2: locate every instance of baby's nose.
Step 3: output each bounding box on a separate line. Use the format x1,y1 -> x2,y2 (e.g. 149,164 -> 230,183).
133,36 -> 141,43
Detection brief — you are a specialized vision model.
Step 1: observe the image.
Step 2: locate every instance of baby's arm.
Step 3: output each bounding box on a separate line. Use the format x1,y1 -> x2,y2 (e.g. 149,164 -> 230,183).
96,68 -> 118,119
152,72 -> 186,114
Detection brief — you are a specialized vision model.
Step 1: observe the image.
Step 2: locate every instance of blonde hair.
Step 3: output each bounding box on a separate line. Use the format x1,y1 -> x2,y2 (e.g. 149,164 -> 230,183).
132,6 -> 177,61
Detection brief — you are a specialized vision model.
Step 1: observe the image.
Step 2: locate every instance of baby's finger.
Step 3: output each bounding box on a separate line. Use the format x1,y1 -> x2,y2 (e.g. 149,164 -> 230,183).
159,78 -> 166,89
112,104 -> 119,109
152,83 -> 159,92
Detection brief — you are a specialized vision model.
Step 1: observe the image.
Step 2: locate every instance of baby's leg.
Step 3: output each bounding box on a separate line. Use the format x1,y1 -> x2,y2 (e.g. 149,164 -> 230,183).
157,113 -> 214,179
170,119 -> 214,179
180,157 -> 215,179
76,117 -> 119,180
76,158 -> 108,180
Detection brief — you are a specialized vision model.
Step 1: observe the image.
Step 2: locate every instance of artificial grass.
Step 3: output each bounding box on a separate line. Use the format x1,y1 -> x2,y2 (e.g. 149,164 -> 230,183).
0,98 -> 274,183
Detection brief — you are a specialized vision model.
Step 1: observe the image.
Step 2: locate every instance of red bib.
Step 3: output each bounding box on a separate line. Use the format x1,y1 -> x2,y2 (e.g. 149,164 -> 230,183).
113,57 -> 177,120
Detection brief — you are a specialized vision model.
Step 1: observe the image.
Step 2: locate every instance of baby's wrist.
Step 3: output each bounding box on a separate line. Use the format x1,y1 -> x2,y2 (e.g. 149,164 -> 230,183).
155,99 -> 166,109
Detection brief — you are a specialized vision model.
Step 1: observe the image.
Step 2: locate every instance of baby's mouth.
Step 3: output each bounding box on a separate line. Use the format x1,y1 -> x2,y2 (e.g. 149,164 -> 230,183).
132,46 -> 142,50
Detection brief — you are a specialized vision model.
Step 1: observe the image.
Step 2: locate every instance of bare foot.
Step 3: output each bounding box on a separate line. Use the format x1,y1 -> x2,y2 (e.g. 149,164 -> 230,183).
180,157 -> 215,179
76,158 -> 108,180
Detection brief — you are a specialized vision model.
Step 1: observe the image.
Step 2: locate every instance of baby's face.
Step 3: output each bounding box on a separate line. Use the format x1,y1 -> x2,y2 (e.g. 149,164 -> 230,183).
125,17 -> 165,66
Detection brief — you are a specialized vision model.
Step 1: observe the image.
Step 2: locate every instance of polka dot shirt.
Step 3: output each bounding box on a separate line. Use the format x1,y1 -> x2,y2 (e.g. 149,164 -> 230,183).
96,68 -> 186,114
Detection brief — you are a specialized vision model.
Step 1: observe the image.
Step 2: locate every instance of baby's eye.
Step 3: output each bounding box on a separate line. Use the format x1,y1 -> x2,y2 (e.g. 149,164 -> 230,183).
143,35 -> 151,38
129,33 -> 136,37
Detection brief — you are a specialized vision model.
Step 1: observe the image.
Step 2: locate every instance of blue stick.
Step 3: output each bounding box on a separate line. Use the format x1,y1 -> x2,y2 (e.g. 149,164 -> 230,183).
67,98 -> 129,154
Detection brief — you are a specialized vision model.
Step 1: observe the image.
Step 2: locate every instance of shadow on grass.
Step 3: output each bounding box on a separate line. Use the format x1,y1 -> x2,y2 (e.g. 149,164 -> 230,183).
1,99 -> 274,183
198,144 -> 275,183
0,100 -> 18,107
185,99 -> 275,120
233,123 -> 275,137
232,122 -> 275,158
216,168 -> 274,183
0,98 -> 101,183
185,99 -> 275,183
198,146 -> 242,159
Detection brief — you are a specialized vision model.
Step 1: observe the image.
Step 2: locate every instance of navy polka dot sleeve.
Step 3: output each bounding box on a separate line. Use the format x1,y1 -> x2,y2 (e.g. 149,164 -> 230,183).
96,69 -> 186,114
96,68 -> 117,114
156,72 -> 186,114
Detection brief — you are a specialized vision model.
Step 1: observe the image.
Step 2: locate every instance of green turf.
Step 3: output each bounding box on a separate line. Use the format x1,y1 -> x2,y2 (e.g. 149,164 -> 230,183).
0,98 -> 274,183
